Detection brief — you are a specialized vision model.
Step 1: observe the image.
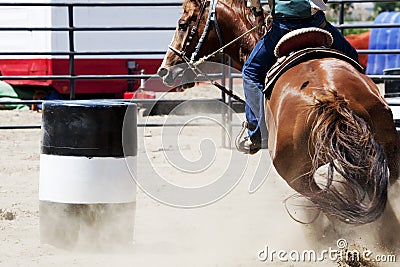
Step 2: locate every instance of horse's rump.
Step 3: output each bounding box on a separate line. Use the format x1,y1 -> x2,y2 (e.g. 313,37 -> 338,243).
268,57 -> 396,224
307,89 -> 388,224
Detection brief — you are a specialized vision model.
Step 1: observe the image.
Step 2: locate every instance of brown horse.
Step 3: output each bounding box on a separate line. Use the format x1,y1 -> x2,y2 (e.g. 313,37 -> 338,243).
158,0 -> 400,226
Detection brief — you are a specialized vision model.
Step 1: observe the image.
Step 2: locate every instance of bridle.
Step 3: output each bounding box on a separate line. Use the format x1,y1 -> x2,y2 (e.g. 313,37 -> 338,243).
169,0 -> 223,65
167,0 -> 260,104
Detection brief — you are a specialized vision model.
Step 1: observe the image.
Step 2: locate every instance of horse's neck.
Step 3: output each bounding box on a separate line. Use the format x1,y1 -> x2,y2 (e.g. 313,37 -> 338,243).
218,5 -> 262,69
238,31 -> 261,68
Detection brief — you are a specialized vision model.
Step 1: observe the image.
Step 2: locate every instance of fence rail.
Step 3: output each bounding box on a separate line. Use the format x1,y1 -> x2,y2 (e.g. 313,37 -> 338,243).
0,98 -> 241,130
0,2 -> 181,6
0,1 -> 397,94
0,1 -> 185,99
0,1 -> 400,130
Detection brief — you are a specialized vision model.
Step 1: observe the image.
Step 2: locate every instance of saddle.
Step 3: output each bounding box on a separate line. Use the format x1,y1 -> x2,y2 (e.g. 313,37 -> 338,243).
264,28 -> 364,97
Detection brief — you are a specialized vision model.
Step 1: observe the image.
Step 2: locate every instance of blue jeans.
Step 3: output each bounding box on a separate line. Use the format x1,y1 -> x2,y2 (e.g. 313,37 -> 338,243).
242,11 -> 359,143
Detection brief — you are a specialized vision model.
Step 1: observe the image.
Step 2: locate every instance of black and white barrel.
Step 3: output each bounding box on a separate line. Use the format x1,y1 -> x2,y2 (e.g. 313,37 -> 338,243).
39,100 -> 137,249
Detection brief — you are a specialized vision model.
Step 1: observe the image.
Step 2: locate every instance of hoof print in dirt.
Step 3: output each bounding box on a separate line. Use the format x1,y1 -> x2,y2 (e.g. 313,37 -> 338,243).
0,209 -> 16,221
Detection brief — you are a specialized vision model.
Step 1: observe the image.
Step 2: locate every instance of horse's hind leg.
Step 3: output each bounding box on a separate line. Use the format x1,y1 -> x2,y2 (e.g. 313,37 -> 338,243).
367,104 -> 400,185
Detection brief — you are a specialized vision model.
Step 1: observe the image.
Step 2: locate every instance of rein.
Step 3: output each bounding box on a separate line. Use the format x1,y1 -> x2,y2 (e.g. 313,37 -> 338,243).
170,43 -> 247,104
194,22 -> 261,66
168,0 -> 262,104
190,0 -> 223,63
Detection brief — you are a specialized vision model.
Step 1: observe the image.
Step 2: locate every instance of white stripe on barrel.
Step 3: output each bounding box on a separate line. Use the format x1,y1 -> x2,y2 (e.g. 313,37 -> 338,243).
39,155 -> 136,203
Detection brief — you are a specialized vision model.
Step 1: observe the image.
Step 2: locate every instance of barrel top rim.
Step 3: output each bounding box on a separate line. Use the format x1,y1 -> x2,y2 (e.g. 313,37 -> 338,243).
43,100 -> 138,107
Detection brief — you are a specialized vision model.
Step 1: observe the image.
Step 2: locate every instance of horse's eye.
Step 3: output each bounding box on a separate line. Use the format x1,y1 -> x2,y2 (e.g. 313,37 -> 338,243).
178,21 -> 188,31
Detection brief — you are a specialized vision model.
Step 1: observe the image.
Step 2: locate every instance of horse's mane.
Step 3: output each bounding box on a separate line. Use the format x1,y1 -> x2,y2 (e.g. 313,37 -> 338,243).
224,0 -> 251,20
183,0 -> 245,6
182,0 -> 248,21
220,0 -> 266,61
223,0 -> 247,9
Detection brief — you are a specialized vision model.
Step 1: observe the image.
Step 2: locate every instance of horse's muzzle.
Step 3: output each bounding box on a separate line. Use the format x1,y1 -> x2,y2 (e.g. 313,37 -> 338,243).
158,64 -> 187,87
157,66 -> 176,87
157,67 -> 168,78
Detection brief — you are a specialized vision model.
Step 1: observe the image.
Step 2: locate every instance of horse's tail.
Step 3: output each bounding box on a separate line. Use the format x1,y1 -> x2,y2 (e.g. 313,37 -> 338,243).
307,90 -> 388,224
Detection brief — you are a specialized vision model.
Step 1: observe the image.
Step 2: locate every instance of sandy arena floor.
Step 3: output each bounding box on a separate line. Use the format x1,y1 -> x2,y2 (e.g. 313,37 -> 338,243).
0,85 -> 399,267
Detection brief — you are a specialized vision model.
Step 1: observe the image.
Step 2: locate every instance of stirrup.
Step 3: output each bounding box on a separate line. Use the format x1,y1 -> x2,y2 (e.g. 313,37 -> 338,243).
235,121 -> 248,151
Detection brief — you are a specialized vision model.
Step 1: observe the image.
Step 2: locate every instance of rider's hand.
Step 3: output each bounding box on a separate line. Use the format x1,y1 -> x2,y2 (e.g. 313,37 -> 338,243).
251,6 -> 266,36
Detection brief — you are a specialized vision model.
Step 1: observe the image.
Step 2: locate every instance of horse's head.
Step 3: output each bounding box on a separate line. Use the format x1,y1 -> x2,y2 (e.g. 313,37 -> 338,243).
157,0 -> 219,87
158,0 -> 258,87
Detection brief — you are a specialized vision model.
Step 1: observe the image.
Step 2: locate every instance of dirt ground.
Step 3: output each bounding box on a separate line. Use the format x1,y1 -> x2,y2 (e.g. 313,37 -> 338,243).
0,85 -> 399,267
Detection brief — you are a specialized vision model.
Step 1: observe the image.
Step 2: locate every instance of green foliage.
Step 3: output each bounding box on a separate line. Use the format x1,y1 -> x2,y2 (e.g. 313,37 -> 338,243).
328,3 -> 354,17
343,28 -> 370,36
374,2 -> 400,13
325,3 -> 354,22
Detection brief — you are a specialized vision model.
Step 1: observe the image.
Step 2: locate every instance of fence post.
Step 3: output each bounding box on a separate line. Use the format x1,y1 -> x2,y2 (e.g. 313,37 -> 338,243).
68,4 -> 76,100
226,57 -> 234,149
339,1 -> 345,34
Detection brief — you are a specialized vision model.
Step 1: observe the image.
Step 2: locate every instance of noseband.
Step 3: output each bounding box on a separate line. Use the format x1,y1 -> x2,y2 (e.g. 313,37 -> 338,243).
169,0 -> 223,64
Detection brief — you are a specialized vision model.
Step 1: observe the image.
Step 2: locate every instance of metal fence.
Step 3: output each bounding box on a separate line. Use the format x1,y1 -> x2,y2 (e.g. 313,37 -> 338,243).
330,0 -> 400,83
0,1 -> 181,100
0,1 -> 235,135
0,1 -> 400,129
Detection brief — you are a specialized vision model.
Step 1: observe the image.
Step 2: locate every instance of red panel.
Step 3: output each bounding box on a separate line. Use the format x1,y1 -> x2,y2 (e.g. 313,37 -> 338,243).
0,59 -> 51,86
0,58 -> 172,97
345,31 -> 370,69
51,58 -> 167,97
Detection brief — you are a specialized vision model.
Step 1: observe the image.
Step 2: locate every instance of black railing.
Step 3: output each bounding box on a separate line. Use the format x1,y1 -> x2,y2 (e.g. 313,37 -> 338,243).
0,1 -> 182,100
0,1 -> 399,130
0,1 -> 397,96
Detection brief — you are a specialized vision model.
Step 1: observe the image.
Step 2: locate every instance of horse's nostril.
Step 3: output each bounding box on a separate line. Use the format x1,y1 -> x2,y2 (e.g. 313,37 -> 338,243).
157,68 -> 168,77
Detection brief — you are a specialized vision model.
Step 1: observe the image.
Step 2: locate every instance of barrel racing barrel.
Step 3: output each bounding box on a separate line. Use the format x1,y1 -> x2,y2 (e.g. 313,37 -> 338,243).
39,100 -> 137,249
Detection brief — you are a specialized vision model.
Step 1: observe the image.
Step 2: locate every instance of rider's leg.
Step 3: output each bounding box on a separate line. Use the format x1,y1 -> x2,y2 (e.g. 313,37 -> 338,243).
242,39 -> 269,150
240,25 -> 284,153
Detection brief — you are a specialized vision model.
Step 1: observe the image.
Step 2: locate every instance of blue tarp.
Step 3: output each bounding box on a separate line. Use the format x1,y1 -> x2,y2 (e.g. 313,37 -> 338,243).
366,12 -> 400,75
